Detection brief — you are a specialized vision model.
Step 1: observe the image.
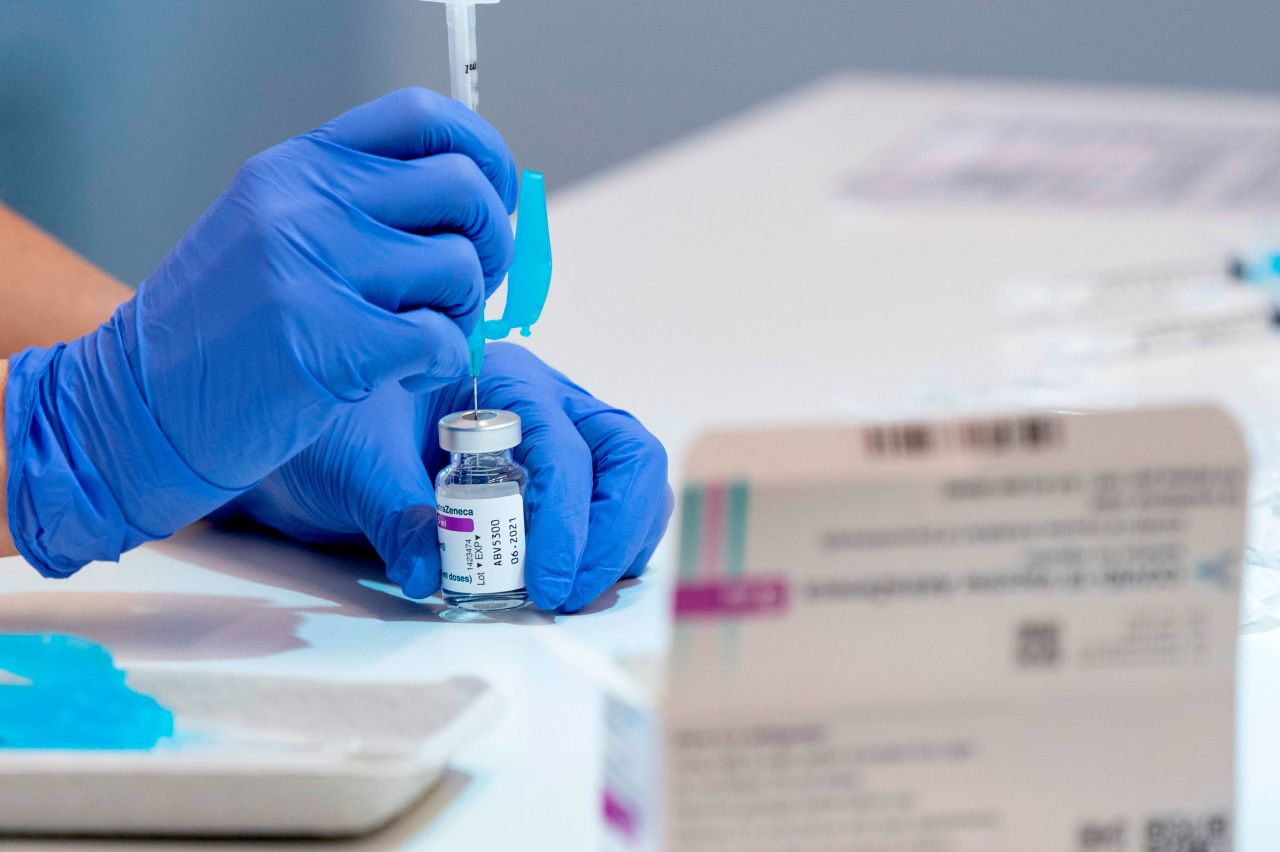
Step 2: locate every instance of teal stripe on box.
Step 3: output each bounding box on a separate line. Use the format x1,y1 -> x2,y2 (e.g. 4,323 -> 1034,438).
725,481 -> 749,576
678,484 -> 705,579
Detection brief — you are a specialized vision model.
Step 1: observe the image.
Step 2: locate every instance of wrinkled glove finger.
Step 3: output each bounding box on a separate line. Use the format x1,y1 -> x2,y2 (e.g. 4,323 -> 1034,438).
622,484 -> 675,580
310,87 -> 517,211
457,351 -> 593,610
345,230 -> 485,330
339,397 -> 445,600
353,306 -> 472,394
557,406 -> 672,613
514,403 -> 593,610
347,153 -> 513,295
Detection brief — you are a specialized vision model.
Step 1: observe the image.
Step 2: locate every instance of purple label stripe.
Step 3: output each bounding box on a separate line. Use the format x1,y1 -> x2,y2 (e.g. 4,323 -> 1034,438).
437,515 -> 474,533
601,789 -> 637,840
674,576 -> 789,620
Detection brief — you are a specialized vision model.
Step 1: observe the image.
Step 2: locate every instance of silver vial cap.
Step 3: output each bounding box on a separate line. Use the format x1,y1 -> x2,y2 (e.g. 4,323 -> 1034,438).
439,409 -> 522,454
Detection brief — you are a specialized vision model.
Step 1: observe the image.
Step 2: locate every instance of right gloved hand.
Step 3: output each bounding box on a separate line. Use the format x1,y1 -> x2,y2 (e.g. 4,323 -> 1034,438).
4,88 -> 516,578
221,344 -> 673,613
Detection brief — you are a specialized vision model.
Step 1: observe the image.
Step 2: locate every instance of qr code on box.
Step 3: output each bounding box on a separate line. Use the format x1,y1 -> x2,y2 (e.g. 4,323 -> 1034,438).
1146,813 -> 1230,852
1077,819 -> 1126,850
1015,621 -> 1062,668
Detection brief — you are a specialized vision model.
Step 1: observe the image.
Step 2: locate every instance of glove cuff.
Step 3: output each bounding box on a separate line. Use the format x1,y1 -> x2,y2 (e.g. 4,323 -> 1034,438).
5,314 -> 243,578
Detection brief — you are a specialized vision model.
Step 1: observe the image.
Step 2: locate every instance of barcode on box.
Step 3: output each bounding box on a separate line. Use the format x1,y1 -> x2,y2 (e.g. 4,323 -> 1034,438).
1077,819 -> 1126,851
864,416 -> 1062,459
1015,621 -> 1062,669
1145,813 -> 1230,852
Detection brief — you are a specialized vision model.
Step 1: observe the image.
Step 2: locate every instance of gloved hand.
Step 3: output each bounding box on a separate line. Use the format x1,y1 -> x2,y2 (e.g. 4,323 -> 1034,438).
5,88 -> 516,578
224,344 -> 673,612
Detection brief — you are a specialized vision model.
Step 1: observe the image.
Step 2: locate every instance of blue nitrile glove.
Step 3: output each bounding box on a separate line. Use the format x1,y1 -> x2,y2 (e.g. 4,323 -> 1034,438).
224,344 -> 673,612
4,88 -> 517,578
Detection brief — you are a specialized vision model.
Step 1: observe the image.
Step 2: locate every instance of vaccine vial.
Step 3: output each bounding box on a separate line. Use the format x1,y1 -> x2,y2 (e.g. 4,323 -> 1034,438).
435,409 -> 530,611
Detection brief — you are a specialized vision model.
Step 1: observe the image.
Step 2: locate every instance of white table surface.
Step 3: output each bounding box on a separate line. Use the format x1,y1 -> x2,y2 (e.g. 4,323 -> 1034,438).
6,73 -> 1280,849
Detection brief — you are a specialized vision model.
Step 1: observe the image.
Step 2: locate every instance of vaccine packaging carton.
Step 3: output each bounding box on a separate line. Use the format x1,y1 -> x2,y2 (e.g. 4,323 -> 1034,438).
603,405 -> 1245,852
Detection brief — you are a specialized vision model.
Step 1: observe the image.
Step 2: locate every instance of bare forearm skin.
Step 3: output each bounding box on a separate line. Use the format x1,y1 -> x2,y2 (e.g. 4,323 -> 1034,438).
0,203 -> 132,357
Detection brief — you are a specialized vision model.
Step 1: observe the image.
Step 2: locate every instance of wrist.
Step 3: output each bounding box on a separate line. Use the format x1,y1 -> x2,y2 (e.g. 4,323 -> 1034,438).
0,359 -> 12,557
6,316 -> 242,577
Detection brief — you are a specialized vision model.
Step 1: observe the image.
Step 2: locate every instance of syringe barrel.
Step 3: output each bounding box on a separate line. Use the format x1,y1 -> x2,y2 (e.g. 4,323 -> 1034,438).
445,3 -> 479,112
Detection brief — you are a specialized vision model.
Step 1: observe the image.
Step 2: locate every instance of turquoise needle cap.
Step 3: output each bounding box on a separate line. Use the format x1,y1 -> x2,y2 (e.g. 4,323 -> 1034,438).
1239,249 -> 1280,284
0,633 -> 173,750
468,169 -> 553,377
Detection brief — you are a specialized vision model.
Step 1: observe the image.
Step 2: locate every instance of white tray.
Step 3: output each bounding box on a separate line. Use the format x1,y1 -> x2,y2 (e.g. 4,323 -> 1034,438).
0,668 -> 497,838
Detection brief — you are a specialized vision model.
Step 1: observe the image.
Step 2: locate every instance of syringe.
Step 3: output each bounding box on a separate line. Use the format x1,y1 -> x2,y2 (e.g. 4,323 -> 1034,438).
1001,247 -> 1280,325
426,0 -> 501,112
421,0 -> 552,418
422,0 -> 501,412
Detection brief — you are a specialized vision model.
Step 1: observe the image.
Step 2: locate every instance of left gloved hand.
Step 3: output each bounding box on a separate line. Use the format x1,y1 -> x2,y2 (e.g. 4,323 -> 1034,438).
4,88 -> 517,578
224,344 -> 672,613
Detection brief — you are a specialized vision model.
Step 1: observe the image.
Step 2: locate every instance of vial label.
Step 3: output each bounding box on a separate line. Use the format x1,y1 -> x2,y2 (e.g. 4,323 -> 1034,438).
437,494 -> 526,595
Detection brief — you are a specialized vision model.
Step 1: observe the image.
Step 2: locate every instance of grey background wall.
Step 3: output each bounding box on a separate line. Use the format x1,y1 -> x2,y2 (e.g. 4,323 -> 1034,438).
1,0 -> 1275,285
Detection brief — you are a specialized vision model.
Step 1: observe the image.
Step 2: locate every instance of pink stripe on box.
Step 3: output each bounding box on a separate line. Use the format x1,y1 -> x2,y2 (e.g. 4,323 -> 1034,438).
437,515 -> 474,533
674,576 -> 789,620
602,789 -> 636,839
700,483 -> 727,576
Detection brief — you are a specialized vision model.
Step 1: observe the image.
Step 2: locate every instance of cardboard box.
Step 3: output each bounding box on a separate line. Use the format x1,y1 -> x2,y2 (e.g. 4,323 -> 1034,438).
605,405 -> 1245,852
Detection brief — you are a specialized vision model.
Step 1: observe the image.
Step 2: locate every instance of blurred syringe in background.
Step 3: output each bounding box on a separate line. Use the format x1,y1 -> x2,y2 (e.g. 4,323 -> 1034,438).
998,245 -> 1280,365
1002,246 -> 1280,325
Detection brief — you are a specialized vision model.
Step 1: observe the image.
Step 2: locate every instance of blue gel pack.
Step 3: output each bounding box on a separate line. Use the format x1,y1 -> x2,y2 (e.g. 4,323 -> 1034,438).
0,633 -> 173,750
